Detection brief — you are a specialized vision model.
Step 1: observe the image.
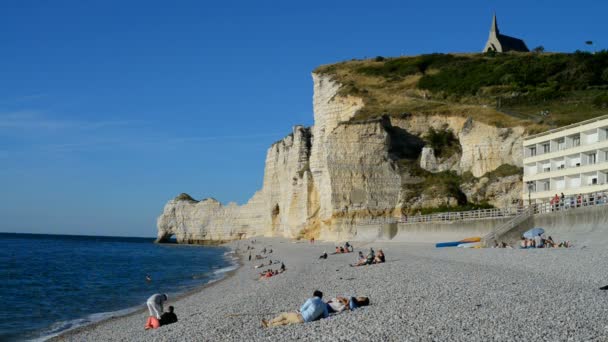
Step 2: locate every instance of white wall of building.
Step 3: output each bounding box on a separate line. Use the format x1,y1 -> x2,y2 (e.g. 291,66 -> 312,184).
522,115 -> 608,202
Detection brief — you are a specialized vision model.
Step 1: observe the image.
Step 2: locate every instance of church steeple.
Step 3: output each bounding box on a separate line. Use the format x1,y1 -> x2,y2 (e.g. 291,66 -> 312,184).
490,13 -> 499,34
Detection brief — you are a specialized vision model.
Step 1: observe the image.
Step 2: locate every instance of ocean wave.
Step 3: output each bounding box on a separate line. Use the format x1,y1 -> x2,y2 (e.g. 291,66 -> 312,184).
30,307 -> 139,342
212,264 -> 239,275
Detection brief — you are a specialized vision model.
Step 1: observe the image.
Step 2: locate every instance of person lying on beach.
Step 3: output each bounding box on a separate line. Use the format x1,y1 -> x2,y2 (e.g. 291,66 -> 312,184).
326,296 -> 370,313
280,263 -> 286,272
146,293 -> 168,319
259,268 -> 284,279
160,306 -> 178,326
261,290 -> 328,328
319,251 -> 328,259
344,241 -> 353,252
331,246 -> 341,254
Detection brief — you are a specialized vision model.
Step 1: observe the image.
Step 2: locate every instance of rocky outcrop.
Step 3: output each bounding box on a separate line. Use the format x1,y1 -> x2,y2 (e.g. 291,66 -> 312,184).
461,174 -> 523,208
157,74 -> 527,243
392,115 -> 524,177
419,147 -> 460,173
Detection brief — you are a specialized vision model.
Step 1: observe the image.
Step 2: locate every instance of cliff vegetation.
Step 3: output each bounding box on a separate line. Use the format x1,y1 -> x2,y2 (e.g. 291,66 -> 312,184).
315,51 -> 608,131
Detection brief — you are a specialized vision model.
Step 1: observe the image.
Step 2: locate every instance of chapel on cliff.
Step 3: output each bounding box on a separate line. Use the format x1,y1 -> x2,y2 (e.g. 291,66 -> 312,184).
482,14 -> 529,53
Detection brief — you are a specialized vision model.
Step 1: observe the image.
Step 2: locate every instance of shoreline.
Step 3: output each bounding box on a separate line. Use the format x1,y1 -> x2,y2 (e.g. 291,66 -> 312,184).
47,246 -> 243,341
52,238 -> 608,341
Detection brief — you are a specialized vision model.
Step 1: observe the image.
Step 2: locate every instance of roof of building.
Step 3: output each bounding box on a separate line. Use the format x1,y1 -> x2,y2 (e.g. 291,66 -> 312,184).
497,34 -> 529,52
524,114 -> 608,141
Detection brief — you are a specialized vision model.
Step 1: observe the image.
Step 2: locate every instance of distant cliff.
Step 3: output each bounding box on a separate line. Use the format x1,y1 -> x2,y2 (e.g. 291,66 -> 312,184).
157,68 -> 530,243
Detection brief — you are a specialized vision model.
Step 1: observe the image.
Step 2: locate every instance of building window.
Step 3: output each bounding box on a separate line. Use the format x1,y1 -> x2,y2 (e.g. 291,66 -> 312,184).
543,182 -> 550,191
573,135 -> 580,147
589,153 -> 596,165
529,147 -> 536,157
557,138 -> 565,150
542,143 -> 550,153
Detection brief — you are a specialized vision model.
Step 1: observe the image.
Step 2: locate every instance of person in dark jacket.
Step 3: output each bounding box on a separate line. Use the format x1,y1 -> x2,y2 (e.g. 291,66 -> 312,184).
160,306 -> 178,326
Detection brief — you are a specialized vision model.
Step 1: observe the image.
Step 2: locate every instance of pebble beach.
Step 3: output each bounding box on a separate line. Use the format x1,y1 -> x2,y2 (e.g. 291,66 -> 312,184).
54,238 -> 608,341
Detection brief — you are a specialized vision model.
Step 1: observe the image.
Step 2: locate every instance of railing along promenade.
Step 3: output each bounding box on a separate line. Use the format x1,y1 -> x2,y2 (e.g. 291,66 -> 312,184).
357,190 -> 608,226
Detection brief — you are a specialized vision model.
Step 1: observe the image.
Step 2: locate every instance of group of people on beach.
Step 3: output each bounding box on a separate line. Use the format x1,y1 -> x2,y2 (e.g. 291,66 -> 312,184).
261,290 -> 370,328
519,234 -> 571,249
491,241 -> 513,249
259,262 -> 287,279
331,242 -> 353,254
352,248 -> 385,267
144,293 -> 178,330
248,243 -> 287,279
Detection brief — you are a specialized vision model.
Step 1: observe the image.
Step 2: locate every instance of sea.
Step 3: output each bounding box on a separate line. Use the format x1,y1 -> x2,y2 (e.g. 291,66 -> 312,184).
0,233 -> 238,341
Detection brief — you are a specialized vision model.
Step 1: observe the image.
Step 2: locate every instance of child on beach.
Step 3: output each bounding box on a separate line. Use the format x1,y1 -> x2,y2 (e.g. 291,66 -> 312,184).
262,290 -> 328,327
144,316 -> 161,330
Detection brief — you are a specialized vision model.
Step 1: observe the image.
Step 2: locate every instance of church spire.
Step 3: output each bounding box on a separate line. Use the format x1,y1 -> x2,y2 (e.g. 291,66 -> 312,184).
490,13 -> 499,34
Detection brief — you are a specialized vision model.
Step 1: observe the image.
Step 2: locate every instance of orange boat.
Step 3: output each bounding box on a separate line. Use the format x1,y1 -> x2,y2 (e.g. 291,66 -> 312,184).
459,237 -> 481,243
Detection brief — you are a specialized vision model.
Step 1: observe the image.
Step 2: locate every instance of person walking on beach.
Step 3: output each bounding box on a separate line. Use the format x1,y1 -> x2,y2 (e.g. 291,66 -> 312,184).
262,290 -> 328,327
147,293 -> 168,319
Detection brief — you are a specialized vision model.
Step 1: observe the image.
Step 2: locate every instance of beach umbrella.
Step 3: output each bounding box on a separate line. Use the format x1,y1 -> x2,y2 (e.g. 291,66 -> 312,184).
523,227 -> 545,239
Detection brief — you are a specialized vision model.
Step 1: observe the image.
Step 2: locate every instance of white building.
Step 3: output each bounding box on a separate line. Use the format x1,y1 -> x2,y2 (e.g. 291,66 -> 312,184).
522,115 -> 608,203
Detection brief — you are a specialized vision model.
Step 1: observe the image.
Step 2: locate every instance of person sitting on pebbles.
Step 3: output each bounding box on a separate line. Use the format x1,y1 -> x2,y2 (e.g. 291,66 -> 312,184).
262,290 -> 328,327
351,251 -> 366,266
374,249 -> 385,264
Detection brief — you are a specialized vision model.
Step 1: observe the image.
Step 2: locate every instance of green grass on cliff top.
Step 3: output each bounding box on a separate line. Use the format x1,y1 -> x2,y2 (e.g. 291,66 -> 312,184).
314,51 -> 608,132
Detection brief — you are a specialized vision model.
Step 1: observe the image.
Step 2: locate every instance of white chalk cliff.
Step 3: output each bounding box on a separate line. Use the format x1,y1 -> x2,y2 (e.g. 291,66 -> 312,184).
157,74 -> 525,243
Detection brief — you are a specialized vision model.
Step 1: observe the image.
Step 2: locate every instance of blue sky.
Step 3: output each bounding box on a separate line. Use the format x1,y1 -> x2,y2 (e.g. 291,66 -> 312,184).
1,0 -> 606,237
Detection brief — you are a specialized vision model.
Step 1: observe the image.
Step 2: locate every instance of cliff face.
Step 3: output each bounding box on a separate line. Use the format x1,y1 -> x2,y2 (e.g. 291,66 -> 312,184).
157,74 -> 526,243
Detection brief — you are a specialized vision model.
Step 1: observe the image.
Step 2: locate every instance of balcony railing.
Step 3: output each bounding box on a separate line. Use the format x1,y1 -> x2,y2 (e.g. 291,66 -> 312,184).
357,190 -> 608,226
